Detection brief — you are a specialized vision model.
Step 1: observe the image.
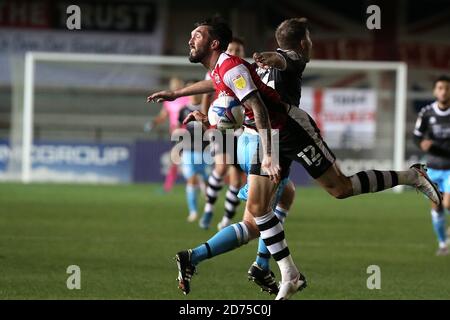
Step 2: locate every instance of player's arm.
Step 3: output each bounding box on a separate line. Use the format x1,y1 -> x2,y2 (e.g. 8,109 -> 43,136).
413,110 -> 436,154
147,80 -> 215,103
413,109 -> 429,150
253,52 -> 287,70
241,92 -> 273,156
241,91 -> 281,183
221,63 -> 280,182
241,91 -> 273,154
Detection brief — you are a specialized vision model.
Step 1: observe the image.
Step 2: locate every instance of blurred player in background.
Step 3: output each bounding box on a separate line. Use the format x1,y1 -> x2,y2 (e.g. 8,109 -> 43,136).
199,37 -> 247,230
173,81 -> 211,222
413,75 -> 450,255
147,77 -> 190,192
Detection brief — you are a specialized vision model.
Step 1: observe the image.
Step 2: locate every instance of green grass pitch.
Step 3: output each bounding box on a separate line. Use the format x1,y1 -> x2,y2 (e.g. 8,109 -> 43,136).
0,182 -> 448,299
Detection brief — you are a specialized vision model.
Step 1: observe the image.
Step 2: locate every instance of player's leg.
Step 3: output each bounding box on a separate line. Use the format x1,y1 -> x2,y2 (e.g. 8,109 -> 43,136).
181,151 -> 200,222
237,130 -> 301,296
430,169 -> 450,255
247,173 -> 306,300
217,164 -> 243,230
164,163 -> 178,192
176,134 -> 263,294
216,134 -> 244,230
277,180 -> 295,218
246,136 -> 306,300
247,178 -> 295,295
164,145 -> 179,192
175,176 -> 269,295
431,202 -> 448,256
199,153 -> 227,229
235,130 -> 275,286
175,157 -> 291,296
443,192 -> 450,249
189,207 -> 259,267
315,162 -> 425,199
253,179 -> 295,273
287,107 -> 442,205
236,130 -> 275,273
185,176 -> 199,222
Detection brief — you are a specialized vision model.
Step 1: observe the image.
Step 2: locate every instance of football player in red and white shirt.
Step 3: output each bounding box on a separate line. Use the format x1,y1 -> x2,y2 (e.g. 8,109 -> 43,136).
148,17 -> 305,300
199,38 -> 247,232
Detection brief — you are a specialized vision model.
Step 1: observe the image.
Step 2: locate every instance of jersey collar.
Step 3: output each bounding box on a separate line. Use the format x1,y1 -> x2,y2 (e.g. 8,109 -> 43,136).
213,52 -> 230,70
277,48 -> 305,62
433,101 -> 450,116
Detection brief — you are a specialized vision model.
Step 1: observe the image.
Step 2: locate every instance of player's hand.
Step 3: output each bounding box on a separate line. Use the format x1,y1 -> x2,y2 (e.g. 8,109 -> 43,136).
253,52 -> 270,69
147,90 -> 177,103
183,110 -> 209,126
420,139 -> 433,152
261,155 -> 281,184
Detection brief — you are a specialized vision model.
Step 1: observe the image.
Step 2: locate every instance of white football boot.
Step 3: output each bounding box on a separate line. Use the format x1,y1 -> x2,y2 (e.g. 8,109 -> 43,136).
275,273 -> 307,300
410,164 -> 442,207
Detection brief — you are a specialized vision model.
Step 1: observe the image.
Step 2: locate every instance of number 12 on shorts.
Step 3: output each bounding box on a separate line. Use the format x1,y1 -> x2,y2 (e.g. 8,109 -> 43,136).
297,145 -> 322,167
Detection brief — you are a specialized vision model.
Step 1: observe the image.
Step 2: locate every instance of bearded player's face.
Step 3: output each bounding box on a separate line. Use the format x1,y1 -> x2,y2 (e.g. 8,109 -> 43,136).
434,80 -> 450,105
188,26 -> 211,63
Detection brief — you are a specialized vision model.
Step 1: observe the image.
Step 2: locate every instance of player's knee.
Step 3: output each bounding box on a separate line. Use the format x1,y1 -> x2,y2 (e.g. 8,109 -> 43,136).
246,197 -> 272,217
327,185 -> 352,199
443,200 -> 450,211
286,181 -> 296,198
242,219 -> 259,240
214,163 -> 227,176
228,167 -> 242,187
187,176 -> 198,185
279,181 -> 295,209
321,177 -> 352,199
229,175 -> 241,189
246,201 -> 270,218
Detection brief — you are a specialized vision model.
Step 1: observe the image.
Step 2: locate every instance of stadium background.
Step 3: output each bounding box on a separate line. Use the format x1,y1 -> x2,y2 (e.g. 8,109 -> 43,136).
0,0 -> 449,183
0,0 -> 449,299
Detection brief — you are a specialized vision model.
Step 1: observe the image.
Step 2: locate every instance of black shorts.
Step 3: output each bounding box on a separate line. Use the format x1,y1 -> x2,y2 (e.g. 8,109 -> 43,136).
250,107 -> 336,179
210,129 -> 243,171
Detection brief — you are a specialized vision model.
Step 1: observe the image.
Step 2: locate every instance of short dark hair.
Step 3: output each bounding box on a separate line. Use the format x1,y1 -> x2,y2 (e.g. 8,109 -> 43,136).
195,16 -> 232,51
434,75 -> 450,88
230,37 -> 245,46
275,18 -> 308,50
